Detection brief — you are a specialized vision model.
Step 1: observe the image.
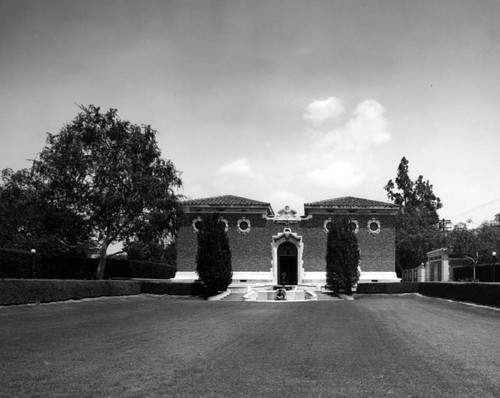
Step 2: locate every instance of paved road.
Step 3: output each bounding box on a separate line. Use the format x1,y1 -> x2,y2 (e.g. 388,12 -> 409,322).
1,294 -> 499,397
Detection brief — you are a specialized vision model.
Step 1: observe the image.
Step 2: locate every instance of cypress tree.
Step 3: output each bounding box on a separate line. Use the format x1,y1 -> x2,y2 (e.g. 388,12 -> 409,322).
196,213 -> 232,296
326,216 -> 360,295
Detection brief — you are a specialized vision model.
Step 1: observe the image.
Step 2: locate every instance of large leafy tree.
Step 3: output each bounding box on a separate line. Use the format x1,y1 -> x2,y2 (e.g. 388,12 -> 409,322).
384,157 -> 443,272
125,212 -> 178,265
32,105 -> 182,279
448,219 -> 500,266
0,168 -> 89,255
325,216 -> 360,295
196,213 -> 232,296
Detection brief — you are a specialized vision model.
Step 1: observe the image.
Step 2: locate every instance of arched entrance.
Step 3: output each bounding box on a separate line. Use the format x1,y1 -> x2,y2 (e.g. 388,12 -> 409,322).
277,241 -> 298,285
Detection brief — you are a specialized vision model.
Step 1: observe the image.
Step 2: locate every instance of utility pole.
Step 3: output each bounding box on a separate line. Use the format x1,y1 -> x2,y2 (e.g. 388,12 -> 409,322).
439,218 -> 452,246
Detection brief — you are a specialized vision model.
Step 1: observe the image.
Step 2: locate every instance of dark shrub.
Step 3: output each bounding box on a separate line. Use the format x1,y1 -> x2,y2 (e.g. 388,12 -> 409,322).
196,213 -> 232,296
326,216 -> 360,295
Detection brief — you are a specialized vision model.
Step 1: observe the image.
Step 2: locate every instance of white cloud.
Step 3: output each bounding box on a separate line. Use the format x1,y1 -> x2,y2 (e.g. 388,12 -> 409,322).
318,99 -> 391,152
303,97 -> 345,125
218,157 -> 254,177
298,97 -> 391,191
349,99 -> 391,145
307,160 -> 365,188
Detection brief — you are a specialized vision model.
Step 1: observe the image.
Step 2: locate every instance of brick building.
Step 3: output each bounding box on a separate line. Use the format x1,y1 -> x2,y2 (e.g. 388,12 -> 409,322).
176,195 -> 399,288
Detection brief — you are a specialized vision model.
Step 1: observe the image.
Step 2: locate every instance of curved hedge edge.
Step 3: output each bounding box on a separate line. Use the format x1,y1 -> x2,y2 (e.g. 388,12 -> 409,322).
356,282 -> 500,307
0,279 -> 204,306
418,282 -> 500,308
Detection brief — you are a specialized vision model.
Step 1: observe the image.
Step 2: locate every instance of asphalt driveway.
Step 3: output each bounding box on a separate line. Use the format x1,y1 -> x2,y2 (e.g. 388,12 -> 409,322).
1,294 -> 499,397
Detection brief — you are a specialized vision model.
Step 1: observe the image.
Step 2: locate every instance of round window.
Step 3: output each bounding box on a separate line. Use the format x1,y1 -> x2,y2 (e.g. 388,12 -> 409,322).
237,218 -> 251,233
349,220 -> 359,233
323,219 -> 333,233
194,220 -> 203,231
218,218 -> 229,233
368,219 -> 381,234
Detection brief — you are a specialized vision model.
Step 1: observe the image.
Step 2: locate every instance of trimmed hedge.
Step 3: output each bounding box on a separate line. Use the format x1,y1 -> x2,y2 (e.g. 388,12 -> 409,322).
419,282 -> 500,308
356,282 -> 500,307
0,279 -> 142,306
2,279 -> 497,307
0,279 -> 204,306
141,281 -> 204,296
356,282 -> 419,294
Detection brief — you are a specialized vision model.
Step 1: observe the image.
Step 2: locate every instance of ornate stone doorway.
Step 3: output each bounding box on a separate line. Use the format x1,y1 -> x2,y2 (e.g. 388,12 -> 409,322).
277,242 -> 298,285
271,228 -> 304,285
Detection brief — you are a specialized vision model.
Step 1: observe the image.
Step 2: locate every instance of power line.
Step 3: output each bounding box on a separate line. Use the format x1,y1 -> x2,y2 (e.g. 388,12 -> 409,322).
451,196 -> 500,219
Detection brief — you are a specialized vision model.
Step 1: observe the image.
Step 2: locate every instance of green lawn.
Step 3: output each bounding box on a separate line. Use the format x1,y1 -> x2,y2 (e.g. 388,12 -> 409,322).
1,294 -> 499,397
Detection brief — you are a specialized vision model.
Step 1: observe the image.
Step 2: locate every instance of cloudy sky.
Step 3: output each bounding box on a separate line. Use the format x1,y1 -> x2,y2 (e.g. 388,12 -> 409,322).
1,0 -> 500,226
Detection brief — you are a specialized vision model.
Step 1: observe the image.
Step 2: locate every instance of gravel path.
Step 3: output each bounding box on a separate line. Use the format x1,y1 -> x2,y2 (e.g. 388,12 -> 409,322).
1,294 -> 499,397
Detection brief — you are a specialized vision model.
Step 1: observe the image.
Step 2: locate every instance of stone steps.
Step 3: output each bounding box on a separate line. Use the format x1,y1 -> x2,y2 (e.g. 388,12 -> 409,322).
314,292 -> 342,301
220,293 -> 247,301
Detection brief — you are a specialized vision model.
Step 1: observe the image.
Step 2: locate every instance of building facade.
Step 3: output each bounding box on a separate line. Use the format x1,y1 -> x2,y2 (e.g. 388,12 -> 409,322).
176,195 -> 399,287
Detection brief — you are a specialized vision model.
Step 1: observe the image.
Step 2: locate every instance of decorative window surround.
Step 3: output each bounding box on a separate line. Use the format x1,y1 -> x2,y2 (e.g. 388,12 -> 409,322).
218,217 -> 229,233
323,219 -> 333,233
237,217 -> 251,234
192,216 -> 203,233
368,218 -> 381,234
349,219 -> 359,234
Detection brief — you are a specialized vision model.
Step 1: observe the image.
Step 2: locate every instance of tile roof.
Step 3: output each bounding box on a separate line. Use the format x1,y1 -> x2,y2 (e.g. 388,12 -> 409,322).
304,196 -> 398,208
183,195 -> 271,208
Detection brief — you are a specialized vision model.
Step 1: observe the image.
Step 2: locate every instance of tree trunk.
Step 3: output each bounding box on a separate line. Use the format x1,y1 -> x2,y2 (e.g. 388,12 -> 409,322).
95,243 -> 109,280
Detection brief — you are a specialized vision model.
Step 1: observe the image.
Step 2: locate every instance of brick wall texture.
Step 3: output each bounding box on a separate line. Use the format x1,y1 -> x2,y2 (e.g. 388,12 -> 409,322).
177,210 -> 396,275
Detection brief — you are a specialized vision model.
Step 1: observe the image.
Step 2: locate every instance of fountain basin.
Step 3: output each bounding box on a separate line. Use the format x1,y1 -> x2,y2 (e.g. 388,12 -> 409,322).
243,285 -> 317,302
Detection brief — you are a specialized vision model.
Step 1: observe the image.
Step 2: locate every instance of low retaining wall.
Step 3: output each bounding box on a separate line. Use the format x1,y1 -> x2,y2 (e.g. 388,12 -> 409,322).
356,282 -> 500,307
0,279 -> 204,306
